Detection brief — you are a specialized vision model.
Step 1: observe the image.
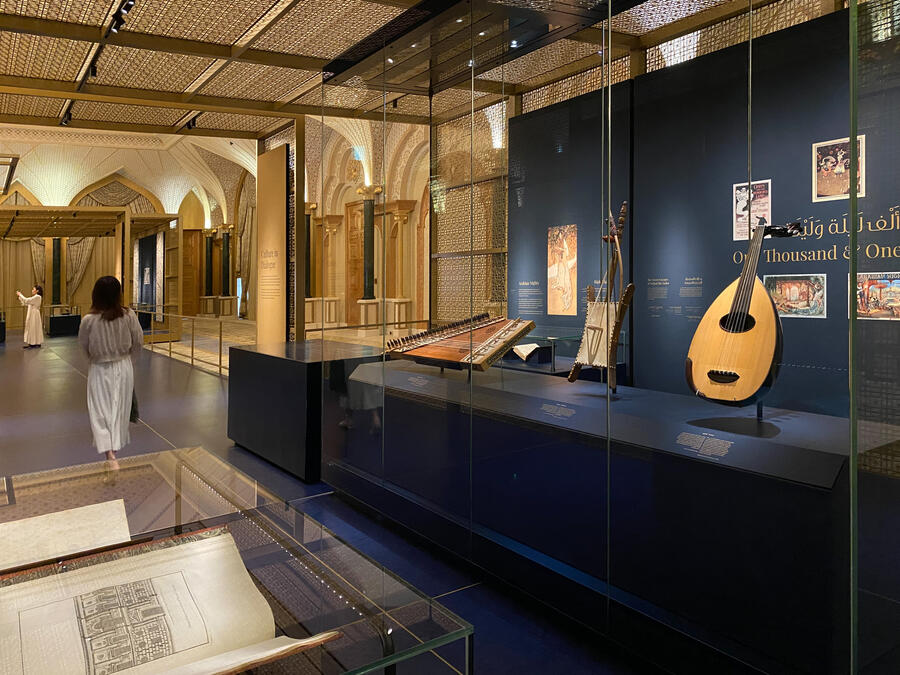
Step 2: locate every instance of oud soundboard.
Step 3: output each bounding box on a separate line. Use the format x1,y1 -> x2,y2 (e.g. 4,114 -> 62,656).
386,314 -> 535,371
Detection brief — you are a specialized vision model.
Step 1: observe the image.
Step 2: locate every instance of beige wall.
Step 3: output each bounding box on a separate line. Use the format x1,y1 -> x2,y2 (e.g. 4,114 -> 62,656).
70,238 -> 117,312
179,191 -> 206,230
0,240 -> 35,329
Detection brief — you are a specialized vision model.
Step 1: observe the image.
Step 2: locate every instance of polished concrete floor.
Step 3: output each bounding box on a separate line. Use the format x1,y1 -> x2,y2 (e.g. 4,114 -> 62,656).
0,331 -> 662,675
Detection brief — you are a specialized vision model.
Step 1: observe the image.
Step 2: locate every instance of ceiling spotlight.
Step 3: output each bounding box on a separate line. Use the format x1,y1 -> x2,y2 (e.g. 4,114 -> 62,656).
478,31 -> 486,37
467,59 -> 474,67
109,21 -> 119,33
410,43 -> 417,48
386,57 -> 394,64
510,39 -> 518,48
455,17 -> 463,23
60,111 -> 71,126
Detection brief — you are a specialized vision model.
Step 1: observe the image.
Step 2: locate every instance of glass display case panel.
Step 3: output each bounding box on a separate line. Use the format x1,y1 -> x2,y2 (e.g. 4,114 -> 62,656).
855,1 -> 900,671
0,448 -> 473,674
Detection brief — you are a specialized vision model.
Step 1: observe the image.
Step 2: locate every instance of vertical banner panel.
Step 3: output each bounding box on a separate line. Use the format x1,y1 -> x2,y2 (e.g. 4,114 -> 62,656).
256,144 -> 289,343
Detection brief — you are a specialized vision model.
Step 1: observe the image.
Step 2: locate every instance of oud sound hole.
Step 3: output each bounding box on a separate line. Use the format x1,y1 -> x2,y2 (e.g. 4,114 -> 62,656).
708,370 -> 740,384
719,312 -> 756,334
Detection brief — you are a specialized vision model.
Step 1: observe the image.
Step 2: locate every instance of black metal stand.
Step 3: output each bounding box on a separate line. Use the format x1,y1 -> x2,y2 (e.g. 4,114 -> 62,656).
756,400 -> 764,421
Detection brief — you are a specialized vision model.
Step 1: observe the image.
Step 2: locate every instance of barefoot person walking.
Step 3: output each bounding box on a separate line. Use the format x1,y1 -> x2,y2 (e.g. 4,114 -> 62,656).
77,276 -> 143,470
16,285 -> 43,348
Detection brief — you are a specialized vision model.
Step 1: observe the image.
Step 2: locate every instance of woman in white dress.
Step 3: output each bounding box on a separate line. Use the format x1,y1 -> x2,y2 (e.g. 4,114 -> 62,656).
15,285 -> 43,348
78,276 -> 143,470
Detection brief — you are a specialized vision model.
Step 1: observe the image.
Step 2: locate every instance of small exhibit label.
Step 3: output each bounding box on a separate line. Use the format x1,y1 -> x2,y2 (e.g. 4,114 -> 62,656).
676,431 -> 733,458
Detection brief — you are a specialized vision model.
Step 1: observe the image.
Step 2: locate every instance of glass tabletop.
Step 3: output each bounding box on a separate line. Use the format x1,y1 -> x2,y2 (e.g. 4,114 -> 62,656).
0,448 -> 473,674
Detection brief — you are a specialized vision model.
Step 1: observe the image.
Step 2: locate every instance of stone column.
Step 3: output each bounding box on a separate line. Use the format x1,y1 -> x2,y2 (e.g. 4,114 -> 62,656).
357,185 -> 382,300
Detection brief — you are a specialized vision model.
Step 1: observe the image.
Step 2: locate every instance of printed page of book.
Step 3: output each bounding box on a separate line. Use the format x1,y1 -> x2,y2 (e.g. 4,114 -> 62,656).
0,499 -> 131,571
0,531 -> 275,675
513,343 -> 539,361
166,633 -> 342,675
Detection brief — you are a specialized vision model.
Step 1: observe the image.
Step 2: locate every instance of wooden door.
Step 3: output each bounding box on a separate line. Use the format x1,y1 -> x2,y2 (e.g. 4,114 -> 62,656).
182,230 -> 201,316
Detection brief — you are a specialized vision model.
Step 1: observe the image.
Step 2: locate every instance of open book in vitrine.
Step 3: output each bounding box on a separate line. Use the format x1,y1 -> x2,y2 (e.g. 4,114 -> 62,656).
0,502 -> 339,675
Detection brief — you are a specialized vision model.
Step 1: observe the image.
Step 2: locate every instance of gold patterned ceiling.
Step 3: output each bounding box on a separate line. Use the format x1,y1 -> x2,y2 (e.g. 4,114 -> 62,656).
0,0 -> 844,137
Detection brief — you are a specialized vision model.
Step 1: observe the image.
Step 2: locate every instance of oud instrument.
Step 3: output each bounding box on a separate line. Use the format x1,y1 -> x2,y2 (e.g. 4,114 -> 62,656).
386,313 -> 535,371
569,201 -> 635,391
686,219 -> 801,405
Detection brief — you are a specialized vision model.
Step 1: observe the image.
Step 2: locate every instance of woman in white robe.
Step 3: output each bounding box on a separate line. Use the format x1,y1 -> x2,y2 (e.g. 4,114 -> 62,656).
78,275 -> 143,470
15,285 -> 43,348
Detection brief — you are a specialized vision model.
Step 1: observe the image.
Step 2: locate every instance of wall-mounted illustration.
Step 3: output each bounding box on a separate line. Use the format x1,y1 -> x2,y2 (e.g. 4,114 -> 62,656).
764,273 -> 826,318
813,136 -> 865,202
855,272 -> 900,320
547,224 -> 577,316
732,179 -> 771,241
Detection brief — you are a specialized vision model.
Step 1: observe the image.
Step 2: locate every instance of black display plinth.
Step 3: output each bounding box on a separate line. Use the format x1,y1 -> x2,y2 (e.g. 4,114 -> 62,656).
324,360 -> 852,674
228,341 -> 379,483
48,314 -> 81,336
0,319 -> 5,343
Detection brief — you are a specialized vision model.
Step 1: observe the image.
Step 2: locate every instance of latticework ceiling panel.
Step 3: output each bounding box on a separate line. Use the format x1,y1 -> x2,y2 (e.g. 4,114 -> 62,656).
200,62 -> 319,102
479,39 -> 599,83
195,111 -> 286,132
123,0 -> 275,45
606,0 -> 732,35
254,0 -> 405,59
391,94 -> 430,117
92,46 -> 215,92
298,84 -> 382,110
0,94 -> 64,118
431,87 -> 495,115
71,101 -> 189,126
0,32 -> 90,81
0,0 -> 111,25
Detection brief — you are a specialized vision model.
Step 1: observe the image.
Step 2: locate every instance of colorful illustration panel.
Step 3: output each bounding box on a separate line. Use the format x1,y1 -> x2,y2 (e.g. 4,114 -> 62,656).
856,272 -> 900,320
763,273 -> 827,319
812,136 -> 866,202
547,224 -> 578,316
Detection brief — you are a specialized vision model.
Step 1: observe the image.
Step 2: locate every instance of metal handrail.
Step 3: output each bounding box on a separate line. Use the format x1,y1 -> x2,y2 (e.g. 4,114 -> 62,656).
130,307 -> 255,377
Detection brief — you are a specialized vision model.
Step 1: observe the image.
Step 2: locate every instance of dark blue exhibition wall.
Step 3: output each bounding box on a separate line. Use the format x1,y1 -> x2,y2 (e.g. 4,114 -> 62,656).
507,80 -> 632,338
508,10 -> 882,416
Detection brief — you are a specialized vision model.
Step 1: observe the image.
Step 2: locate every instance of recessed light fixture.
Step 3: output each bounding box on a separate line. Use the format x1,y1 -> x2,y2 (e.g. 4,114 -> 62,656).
510,39 -> 518,48
386,57 -> 394,64
411,43 -> 417,48
478,31 -> 486,36
456,17 -> 463,23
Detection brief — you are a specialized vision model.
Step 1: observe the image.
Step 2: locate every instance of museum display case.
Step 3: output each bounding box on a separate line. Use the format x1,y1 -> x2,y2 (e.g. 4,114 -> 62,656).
0,448 -> 473,674
286,0 -> 900,672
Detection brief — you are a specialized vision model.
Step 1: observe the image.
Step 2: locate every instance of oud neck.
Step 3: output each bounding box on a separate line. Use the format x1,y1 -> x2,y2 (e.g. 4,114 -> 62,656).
730,225 -> 766,314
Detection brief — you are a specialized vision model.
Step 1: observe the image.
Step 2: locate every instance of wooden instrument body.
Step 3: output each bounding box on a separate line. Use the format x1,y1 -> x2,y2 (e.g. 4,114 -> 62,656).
386,316 -> 535,371
686,276 -> 783,406
569,201 -> 633,389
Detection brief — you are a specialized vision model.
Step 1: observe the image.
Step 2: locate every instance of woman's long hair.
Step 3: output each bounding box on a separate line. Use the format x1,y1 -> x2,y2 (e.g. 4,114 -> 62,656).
33,284 -> 43,297
90,276 -> 125,321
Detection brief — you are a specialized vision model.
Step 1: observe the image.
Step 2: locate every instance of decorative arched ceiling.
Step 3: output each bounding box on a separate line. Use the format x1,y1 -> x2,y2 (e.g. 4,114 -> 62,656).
0,125 -> 250,225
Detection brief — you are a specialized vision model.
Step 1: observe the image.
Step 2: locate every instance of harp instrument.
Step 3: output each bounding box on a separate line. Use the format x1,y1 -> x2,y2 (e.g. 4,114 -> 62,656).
386,313 -> 535,371
686,219 -> 801,405
569,201 -> 635,391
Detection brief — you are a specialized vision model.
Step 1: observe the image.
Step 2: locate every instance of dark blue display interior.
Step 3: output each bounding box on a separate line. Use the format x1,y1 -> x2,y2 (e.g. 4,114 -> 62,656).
138,234 -> 156,308
507,10 -> 899,416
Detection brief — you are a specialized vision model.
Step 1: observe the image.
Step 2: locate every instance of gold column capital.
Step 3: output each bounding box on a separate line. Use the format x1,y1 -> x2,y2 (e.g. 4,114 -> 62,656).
356,185 -> 383,199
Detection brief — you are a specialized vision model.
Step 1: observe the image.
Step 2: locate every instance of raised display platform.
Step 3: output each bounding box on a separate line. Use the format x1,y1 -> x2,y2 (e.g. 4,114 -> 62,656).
228,341 -> 380,483
48,313 -> 80,337
324,360 -> 852,674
